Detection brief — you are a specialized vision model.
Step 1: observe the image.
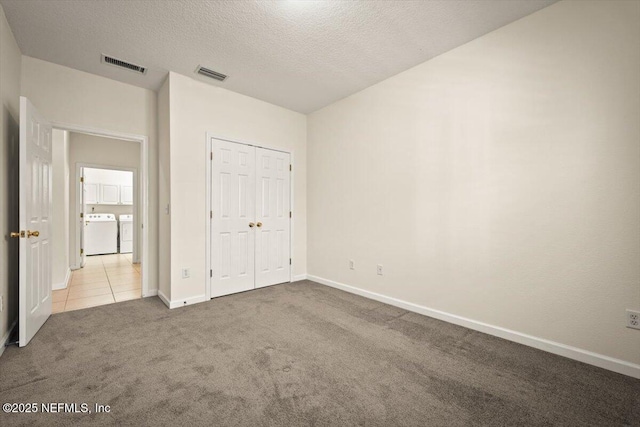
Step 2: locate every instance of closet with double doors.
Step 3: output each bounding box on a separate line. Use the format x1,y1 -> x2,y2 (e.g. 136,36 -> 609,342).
209,138 -> 291,298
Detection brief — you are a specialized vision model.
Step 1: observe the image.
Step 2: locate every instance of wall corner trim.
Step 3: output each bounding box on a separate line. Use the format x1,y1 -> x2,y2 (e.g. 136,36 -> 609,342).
158,292 -> 206,309
52,268 -> 72,291
307,275 -> 640,379
157,290 -> 171,308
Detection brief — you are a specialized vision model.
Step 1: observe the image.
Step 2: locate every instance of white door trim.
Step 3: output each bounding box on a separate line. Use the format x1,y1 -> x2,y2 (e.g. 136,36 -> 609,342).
205,133 -> 294,301
51,122 -> 151,298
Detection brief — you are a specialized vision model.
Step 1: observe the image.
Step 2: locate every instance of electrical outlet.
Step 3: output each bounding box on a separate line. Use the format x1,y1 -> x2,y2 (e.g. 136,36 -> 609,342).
627,310 -> 640,330
181,268 -> 190,279
377,264 -> 383,275
349,259 -> 355,270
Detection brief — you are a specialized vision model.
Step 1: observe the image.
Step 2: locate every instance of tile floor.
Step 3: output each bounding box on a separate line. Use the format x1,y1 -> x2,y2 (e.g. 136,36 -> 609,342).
52,253 -> 142,313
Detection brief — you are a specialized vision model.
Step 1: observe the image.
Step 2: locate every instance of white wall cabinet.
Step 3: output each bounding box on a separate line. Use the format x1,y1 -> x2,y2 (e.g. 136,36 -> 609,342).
120,185 -> 133,205
84,182 -> 98,204
99,183 -> 120,205
84,168 -> 134,205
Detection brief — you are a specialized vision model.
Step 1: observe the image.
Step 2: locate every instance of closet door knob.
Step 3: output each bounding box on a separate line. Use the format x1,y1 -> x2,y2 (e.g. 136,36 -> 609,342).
256,222 -> 263,228
249,222 -> 255,228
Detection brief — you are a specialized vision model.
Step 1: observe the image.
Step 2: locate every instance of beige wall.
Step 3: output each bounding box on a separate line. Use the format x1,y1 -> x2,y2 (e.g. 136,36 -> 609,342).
0,4 -> 21,348
21,56 -> 158,292
166,72 -> 307,302
307,0 -> 640,365
68,133 -> 141,265
52,129 -> 70,287
158,77 -> 171,300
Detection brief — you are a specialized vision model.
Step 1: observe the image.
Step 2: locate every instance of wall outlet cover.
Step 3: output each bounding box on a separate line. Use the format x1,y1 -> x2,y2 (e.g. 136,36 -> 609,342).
377,264 -> 383,275
349,259 -> 355,270
181,268 -> 190,279
627,309 -> 640,330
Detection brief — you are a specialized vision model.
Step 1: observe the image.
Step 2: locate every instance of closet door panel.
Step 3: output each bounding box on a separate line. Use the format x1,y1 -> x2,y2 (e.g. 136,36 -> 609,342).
255,148 -> 291,288
211,140 -> 256,297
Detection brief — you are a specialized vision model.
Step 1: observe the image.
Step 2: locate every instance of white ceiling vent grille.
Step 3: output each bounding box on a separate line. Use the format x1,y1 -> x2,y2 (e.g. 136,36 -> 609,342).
101,54 -> 147,75
196,65 -> 227,82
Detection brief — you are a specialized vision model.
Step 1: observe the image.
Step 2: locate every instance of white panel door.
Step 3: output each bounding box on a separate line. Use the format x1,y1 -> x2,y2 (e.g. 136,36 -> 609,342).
211,140 -> 256,297
18,97 -> 53,347
255,148 -> 291,288
100,184 -> 119,204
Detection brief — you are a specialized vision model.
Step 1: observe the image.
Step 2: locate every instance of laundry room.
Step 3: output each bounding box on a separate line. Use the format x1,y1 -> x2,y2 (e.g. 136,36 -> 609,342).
50,129 -> 143,313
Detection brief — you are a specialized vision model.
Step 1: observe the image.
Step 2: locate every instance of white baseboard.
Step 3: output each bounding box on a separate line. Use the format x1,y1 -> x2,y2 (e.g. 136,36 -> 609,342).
52,268 -> 72,290
0,320 -> 17,358
158,290 -> 171,308
157,291 -> 206,309
143,289 -> 158,298
292,274 -> 307,282
307,274 -> 640,379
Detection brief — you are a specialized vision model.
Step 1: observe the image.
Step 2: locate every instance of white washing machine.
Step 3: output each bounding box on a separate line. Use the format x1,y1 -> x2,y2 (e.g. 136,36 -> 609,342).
119,214 -> 133,254
85,214 -> 118,255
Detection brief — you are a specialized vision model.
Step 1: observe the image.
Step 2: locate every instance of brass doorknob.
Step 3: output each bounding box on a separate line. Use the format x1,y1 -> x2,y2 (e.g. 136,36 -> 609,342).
27,230 -> 40,238
249,222 -> 255,228
256,222 -> 263,228
10,231 -> 25,238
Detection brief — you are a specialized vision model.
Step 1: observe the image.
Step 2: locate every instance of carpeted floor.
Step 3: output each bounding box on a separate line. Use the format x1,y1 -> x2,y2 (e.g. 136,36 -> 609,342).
0,280 -> 638,426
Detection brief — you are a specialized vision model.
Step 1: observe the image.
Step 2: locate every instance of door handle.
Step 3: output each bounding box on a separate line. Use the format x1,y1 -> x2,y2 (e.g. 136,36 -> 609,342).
249,222 -> 255,228
27,230 -> 40,238
256,222 -> 263,228
10,231 -> 25,238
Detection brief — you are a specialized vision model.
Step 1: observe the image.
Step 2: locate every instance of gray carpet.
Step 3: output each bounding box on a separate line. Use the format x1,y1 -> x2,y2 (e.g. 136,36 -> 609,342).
0,280 -> 638,426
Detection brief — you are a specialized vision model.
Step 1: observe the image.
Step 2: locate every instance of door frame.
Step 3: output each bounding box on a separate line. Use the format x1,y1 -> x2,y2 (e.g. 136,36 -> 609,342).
205,133 -> 294,301
75,163 -> 139,263
52,122 -> 151,298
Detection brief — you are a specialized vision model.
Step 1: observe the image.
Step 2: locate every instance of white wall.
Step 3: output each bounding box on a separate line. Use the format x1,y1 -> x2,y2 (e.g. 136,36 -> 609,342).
0,3 -> 21,349
68,133 -> 141,264
307,0 -> 640,367
165,72 -> 307,303
21,56 -> 158,291
51,129 -> 70,288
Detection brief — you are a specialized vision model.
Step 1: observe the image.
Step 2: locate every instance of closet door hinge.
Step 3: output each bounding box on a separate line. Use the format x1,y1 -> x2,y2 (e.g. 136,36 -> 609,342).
210,269 -> 213,278
80,248 -> 84,255
289,258 -> 292,265
210,211 -> 213,219
289,164 -> 292,172
80,176 -> 84,183
80,212 -> 84,218
210,152 -> 213,160
289,211 -> 292,218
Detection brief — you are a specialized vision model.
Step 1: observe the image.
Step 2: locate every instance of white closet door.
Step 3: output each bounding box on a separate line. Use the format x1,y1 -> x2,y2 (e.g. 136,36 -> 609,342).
211,140 -> 256,297
255,148 -> 291,288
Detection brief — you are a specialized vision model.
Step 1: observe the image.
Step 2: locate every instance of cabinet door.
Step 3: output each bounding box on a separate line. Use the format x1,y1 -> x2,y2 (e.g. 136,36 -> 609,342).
100,184 -> 120,204
85,183 -> 98,204
120,185 -> 133,205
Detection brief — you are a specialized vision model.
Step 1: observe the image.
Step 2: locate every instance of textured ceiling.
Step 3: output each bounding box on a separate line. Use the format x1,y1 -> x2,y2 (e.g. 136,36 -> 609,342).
1,0 -> 557,113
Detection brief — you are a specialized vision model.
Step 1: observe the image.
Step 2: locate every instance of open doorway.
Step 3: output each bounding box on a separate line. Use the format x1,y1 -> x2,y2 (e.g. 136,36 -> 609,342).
50,130 -> 144,313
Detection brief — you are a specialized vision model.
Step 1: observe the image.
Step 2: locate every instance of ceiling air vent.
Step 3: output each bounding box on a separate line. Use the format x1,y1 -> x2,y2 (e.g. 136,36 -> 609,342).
101,54 -> 147,75
196,65 -> 227,82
